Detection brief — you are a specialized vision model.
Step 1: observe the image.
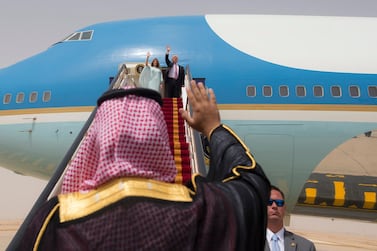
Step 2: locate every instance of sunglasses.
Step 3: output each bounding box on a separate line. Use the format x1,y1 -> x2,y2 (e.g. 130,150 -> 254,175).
268,199 -> 285,207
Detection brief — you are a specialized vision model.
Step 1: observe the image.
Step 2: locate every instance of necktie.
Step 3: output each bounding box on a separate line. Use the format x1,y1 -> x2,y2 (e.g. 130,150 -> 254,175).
271,234 -> 280,251
174,64 -> 178,79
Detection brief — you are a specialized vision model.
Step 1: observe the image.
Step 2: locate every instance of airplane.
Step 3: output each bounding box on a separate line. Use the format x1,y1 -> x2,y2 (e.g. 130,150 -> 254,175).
0,14 -> 377,213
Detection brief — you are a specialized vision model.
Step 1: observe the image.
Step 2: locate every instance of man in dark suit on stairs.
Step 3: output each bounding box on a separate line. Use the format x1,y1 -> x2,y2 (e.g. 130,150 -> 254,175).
165,45 -> 185,98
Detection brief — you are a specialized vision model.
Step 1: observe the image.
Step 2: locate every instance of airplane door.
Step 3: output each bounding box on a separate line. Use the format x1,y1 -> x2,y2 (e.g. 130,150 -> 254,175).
245,133 -> 294,181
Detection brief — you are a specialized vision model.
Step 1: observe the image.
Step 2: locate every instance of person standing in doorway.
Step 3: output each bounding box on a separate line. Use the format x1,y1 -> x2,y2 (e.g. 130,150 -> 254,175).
165,45 -> 185,98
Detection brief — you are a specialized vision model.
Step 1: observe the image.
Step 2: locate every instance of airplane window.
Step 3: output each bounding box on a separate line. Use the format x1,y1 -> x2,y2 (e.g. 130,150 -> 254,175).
16,92 -> 25,103
296,86 -> 306,97
67,33 -> 81,41
3,94 -> 11,104
349,85 -> 360,97
64,31 -> 93,41
367,86 -> 377,97
29,92 -> 38,103
246,86 -> 256,97
368,86 -> 377,97
81,31 -> 93,40
279,85 -> 289,97
263,86 -> 272,97
331,86 -> 341,97
43,91 -> 51,102
313,85 -> 324,97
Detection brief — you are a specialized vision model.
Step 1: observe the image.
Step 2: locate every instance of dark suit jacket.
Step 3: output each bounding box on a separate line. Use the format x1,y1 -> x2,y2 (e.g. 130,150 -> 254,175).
165,53 -> 185,85
264,229 -> 316,251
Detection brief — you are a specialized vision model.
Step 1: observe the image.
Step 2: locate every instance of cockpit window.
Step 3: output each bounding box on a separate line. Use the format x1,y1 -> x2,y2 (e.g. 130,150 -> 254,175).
81,31 -> 92,40
68,33 -> 81,41
64,30 -> 93,41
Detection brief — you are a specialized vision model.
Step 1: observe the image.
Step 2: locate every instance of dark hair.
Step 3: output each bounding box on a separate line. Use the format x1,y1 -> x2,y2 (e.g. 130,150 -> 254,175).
270,185 -> 285,199
152,58 -> 160,68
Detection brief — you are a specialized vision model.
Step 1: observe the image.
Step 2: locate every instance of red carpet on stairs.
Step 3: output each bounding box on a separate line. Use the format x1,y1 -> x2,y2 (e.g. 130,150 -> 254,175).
162,98 -> 192,184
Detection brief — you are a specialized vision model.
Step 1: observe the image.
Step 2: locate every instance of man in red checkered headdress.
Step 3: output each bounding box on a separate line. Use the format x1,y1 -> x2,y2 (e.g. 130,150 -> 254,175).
61,86 -> 177,194
17,82 -> 270,251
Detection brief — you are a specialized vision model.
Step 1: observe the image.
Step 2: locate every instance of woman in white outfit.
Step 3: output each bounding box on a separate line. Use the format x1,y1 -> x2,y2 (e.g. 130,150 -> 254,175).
139,52 -> 164,94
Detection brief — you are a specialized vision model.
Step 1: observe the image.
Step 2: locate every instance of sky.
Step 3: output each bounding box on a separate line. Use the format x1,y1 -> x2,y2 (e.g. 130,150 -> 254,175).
1,0 -> 377,220
1,0 -> 377,68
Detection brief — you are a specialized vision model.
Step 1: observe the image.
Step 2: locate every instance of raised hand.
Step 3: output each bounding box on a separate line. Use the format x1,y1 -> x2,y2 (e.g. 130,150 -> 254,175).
179,80 -> 221,138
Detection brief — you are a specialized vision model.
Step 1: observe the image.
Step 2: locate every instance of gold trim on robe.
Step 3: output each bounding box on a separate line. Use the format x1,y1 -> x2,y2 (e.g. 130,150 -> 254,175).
58,177 -> 192,223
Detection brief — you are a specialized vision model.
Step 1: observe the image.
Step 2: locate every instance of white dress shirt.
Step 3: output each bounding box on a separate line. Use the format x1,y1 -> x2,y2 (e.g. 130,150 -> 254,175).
267,228 -> 285,251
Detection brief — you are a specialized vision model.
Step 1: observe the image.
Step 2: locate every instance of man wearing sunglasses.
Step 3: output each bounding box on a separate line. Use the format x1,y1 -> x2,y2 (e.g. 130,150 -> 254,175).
265,185 -> 316,251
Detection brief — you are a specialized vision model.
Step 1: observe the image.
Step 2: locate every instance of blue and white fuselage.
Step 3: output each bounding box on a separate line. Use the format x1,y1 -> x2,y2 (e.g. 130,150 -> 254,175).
0,15 -> 376,209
